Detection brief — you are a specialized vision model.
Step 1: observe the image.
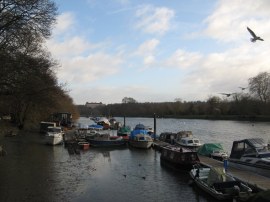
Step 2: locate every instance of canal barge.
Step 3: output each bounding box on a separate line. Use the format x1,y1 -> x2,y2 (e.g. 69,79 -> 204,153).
160,145 -> 200,170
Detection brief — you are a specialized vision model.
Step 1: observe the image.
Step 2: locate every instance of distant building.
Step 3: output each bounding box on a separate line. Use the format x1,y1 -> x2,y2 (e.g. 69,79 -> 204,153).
85,102 -> 105,108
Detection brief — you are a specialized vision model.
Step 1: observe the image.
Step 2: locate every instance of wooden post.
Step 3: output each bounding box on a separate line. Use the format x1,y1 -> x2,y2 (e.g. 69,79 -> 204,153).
154,113 -> 156,140
124,116 -> 126,127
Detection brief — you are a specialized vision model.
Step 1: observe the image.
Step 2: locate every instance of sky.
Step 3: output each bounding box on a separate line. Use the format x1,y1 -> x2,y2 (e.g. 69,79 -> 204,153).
46,0 -> 270,105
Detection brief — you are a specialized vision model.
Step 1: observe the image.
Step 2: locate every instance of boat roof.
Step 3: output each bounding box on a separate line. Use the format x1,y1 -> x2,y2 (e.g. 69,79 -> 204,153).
134,123 -> 146,130
163,145 -> 195,153
233,138 -> 267,148
176,131 -> 193,138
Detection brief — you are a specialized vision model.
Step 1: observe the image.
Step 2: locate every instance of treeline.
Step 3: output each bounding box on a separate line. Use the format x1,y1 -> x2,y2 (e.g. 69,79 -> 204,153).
0,1 -> 79,130
78,72 -> 270,121
78,100 -> 270,121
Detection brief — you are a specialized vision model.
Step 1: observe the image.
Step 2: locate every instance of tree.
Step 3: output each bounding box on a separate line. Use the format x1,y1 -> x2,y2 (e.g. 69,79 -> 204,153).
249,72 -> 270,103
122,97 -> 137,103
207,96 -> 221,115
0,0 -> 57,52
0,0 -> 69,129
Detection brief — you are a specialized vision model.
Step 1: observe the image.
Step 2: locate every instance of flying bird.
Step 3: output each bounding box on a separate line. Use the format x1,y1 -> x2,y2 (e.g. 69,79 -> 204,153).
247,27 -> 264,42
219,93 -> 235,97
239,87 -> 247,90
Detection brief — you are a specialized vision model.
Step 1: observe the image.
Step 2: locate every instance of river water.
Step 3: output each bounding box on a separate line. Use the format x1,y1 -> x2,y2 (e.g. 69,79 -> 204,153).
0,117 -> 269,202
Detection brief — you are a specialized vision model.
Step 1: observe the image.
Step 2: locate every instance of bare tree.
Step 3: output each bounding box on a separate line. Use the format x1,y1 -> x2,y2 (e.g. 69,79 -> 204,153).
249,72 -> 270,103
0,0 -> 57,52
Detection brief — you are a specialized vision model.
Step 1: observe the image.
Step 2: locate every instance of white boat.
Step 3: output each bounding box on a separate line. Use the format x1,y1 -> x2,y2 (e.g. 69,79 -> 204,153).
44,126 -> 64,145
210,150 -> 228,161
229,138 -> 270,178
129,134 -> 153,149
174,131 -> 202,150
129,124 -> 153,149
190,165 -> 252,200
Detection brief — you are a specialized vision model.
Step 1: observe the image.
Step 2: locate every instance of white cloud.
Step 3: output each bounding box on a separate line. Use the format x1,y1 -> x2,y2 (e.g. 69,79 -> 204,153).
164,49 -> 202,69
135,5 -> 174,35
52,12 -> 75,35
134,38 -> 159,67
47,36 -> 94,58
57,52 -> 122,84
181,43 -> 270,97
135,38 -> 159,55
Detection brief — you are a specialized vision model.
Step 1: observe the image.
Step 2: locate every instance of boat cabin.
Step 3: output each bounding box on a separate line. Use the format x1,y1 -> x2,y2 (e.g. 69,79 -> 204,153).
175,131 -> 193,142
159,132 -> 177,143
230,138 -> 270,159
47,126 -> 63,133
179,137 -> 201,146
51,112 -> 73,128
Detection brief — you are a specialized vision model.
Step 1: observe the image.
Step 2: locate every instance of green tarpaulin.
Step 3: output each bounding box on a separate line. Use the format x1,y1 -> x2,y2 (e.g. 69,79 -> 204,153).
197,143 -> 224,156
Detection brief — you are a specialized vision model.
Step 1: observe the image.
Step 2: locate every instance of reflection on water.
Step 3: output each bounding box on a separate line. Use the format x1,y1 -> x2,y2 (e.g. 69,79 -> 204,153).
0,117 -> 270,202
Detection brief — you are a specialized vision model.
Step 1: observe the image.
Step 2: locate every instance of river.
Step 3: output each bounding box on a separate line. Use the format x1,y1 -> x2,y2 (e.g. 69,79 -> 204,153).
0,117 -> 269,202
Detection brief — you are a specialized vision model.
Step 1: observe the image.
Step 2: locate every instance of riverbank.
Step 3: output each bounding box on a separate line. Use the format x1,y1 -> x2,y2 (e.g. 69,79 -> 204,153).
0,121 -> 19,139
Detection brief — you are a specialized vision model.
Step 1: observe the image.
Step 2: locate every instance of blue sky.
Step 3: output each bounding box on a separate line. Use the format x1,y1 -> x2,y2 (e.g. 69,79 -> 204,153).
46,0 -> 270,104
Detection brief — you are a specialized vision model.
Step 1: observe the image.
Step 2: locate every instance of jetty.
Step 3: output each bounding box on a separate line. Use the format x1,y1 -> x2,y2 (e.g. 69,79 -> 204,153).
152,139 -> 270,191
199,155 -> 270,191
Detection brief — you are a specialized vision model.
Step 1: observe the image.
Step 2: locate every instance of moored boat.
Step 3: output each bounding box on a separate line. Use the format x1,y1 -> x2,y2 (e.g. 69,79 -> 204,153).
117,126 -> 131,141
174,131 -> 202,151
159,132 -> 177,144
190,165 -> 252,200
78,141 -> 90,150
88,133 -> 126,147
229,138 -> 270,178
197,143 -> 228,161
44,126 -> 64,145
129,124 -> 153,149
160,145 -> 199,170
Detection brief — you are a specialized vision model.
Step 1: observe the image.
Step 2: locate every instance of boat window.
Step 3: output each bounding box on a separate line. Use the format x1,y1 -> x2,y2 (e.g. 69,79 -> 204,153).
258,153 -> 270,158
245,144 -> 255,154
188,140 -> 193,144
235,142 -> 245,151
194,140 -> 200,143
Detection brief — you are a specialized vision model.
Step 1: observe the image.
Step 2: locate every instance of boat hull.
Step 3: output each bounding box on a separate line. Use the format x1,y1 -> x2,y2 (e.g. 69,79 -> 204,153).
88,139 -> 126,147
44,134 -> 63,145
229,158 -> 270,178
190,167 -> 252,200
160,146 -> 199,170
78,142 -> 90,150
129,140 -> 153,149
192,176 -> 234,200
